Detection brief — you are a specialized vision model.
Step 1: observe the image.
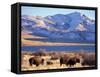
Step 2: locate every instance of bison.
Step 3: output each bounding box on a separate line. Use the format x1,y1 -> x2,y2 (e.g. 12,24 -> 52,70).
60,56 -> 69,66
66,57 -> 80,67
81,53 -> 95,66
29,56 -> 44,66
47,61 -> 53,65
60,56 -> 80,67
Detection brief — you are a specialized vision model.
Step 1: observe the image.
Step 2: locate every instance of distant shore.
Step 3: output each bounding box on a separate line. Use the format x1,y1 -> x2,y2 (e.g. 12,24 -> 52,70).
21,33 -> 95,46
22,38 -> 95,46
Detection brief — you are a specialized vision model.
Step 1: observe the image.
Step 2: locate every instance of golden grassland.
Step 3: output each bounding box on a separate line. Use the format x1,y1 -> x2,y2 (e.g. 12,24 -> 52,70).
21,51 -> 95,71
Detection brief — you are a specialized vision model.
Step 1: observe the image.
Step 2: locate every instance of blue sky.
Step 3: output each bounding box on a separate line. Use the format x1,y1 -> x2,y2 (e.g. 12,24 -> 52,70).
21,6 -> 95,20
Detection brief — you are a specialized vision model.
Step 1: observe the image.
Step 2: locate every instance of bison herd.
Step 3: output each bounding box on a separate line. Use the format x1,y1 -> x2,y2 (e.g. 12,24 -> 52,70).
28,53 -> 95,67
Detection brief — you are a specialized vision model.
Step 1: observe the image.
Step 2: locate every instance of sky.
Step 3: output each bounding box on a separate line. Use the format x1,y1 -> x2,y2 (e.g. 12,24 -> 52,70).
21,6 -> 95,20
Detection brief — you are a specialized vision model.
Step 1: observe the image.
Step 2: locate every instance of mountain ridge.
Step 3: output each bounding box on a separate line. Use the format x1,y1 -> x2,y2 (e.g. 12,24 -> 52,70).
21,12 -> 95,42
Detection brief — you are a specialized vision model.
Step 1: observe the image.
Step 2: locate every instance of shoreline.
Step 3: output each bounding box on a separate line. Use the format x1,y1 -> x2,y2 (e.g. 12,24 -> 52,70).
22,38 -> 95,46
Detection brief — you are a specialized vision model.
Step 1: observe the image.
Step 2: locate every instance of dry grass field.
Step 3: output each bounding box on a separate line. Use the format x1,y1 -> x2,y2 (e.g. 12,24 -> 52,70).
21,50 -> 95,71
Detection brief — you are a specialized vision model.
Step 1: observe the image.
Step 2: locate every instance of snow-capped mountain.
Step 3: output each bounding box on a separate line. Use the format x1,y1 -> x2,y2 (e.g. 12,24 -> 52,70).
21,12 -> 95,42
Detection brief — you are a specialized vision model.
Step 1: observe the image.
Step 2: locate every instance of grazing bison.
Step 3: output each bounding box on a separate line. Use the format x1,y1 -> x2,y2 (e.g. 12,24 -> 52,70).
60,56 -> 69,66
47,61 -> 53,65
29,56 -> 44,66
60,56 -> 80,67
66,57 -> 80,67
81,53 -> 95,66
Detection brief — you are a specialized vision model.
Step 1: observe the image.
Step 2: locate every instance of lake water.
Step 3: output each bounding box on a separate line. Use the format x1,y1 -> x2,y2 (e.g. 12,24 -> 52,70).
21,45 -> 95,52
25,38 -> 95,43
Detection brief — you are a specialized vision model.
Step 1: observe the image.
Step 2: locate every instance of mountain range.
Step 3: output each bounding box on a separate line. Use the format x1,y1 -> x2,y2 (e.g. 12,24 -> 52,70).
21,12 -> 95,43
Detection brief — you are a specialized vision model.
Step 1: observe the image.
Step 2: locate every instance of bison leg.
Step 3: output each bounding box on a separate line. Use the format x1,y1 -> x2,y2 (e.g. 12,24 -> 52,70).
60,63 -> 62,66
36,64 -> 39,67
29,59 -> 34,66
41,59 -> 44,65
60,57 -> 64,66
29,60 -> 32,66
